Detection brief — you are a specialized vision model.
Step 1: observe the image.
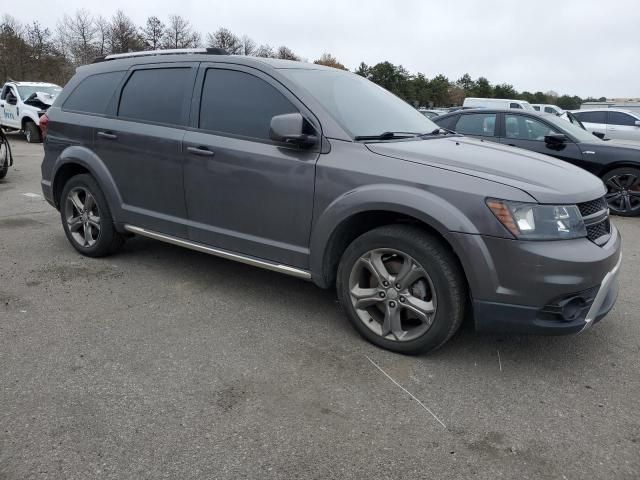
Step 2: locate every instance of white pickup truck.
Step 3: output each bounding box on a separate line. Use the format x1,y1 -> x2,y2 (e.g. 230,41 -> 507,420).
0,81 -> 61,143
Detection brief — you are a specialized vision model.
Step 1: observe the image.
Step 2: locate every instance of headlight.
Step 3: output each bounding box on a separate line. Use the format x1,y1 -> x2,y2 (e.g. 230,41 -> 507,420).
486,199 -> 587,240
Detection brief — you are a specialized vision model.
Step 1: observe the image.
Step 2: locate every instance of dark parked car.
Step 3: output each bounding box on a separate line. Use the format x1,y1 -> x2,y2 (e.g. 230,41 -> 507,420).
41,49 -> 621,354
435,109 -> 640,216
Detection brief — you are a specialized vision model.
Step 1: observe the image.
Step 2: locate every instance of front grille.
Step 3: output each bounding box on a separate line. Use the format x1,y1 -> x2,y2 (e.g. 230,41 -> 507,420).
578,197 -> 610,245
578,197 -> 607,217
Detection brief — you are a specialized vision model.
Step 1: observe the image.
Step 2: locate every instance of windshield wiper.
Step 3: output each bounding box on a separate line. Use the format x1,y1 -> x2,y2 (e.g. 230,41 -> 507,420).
354,131 -> 422,141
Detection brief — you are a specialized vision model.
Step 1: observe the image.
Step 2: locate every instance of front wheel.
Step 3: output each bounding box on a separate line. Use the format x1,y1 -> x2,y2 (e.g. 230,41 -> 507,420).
24,121 -> 42,143
603,167 -> 640,217
337,225 -> 467,354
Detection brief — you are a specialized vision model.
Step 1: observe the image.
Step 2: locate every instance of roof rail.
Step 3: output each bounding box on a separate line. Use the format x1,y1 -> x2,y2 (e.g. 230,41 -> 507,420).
92,48 -> 229,63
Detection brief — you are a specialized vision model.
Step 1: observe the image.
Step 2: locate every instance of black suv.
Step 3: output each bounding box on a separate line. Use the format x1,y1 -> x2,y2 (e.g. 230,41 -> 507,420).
41,49 -> 621,354
434,109 -> 640,216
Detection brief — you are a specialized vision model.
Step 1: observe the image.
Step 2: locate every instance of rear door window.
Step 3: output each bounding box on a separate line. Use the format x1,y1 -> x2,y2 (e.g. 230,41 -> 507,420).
608,111 -> 637,126
573,111 -> 607,124
63,71 -> 125,115
118,67 -> 192,126
455,113 -> 497,137
198,68 -> 298,140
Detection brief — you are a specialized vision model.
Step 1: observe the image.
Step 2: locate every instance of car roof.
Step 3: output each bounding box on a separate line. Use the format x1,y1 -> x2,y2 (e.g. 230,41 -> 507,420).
437,108 -> 556,118
575,108 -> 638,115
79,53 -> 336,74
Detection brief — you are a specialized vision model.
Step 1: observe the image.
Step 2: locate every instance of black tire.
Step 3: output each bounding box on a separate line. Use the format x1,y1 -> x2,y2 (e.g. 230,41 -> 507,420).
0,136 -> 8,179
602,167 -> 640,217
24,121 -> 41,143
0,153 -> 7,179
59,174 -> 124,257
336,225 -> 467,355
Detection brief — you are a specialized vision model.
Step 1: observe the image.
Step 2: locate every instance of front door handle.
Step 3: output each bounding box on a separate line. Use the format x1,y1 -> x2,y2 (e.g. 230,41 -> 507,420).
97,131 -> 117,140
186,146 -> 215,157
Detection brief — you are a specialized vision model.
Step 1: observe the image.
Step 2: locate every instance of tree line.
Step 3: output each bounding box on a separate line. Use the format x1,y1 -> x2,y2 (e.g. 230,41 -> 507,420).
0,10 -> 604,110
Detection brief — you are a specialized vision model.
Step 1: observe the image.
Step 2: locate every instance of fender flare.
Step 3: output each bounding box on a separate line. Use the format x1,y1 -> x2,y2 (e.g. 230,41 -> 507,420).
51,146 -> 123,222
309,183 -> 478,286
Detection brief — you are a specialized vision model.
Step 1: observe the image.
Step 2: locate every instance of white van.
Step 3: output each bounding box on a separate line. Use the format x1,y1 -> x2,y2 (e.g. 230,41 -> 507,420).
531,104 -> 564,115
462,97 -> 534,111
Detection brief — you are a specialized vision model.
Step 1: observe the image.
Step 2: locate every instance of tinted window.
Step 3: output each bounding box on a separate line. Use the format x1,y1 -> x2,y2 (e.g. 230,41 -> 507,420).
199,69 -> 297,140
435,114 -> 460,131
573,111 -> 607,124
455,113 -> 496,136
533,105 -> 540,111
118,68 -> 191,125
510,103 -> 523,109
608,111 -> 637,126
63,72 -> 125,115
505,114 -> 559,140
544,107 -> 556,114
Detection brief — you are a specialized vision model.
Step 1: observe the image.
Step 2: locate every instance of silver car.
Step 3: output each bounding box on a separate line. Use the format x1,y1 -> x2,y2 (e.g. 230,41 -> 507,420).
572,108 -> 640,141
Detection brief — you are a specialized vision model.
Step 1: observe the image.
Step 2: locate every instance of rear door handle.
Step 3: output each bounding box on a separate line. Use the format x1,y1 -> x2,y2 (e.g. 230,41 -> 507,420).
97,131 -> 117,140
186,146 -> 215,157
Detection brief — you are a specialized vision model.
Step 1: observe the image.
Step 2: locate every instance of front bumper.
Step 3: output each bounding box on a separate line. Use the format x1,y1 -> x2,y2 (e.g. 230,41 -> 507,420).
448,226 -> 622,335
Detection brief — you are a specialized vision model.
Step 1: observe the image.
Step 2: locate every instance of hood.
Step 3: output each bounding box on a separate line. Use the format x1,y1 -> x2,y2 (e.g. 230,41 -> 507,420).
24,91 -> 56,110
366,136 -> 606,204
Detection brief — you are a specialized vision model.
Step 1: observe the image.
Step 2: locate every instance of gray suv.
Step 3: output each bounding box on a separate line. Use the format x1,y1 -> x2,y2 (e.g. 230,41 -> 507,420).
41,49 -> 622,354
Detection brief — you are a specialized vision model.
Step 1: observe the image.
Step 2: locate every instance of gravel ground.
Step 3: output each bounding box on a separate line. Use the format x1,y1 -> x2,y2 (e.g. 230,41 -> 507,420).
1,136 -> 639,479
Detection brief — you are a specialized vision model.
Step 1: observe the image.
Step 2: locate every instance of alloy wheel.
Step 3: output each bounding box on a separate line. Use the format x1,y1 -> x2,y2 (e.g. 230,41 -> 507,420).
64,187 -> 101,247
605,173 -> 640,214
348,248 -> 437,342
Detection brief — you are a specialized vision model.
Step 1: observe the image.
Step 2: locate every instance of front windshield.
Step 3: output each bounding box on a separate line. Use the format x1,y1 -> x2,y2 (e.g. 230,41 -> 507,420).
546,114 -> 601,143
280,69 -> 439,138
16,85 -> 61,100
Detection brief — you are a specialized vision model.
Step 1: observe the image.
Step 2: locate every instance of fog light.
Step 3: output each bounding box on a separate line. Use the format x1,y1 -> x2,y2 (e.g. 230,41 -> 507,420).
561,297 -> 586,321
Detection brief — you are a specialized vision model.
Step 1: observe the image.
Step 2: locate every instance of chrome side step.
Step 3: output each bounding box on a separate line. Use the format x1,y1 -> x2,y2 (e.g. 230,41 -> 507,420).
124,225 -> 312,280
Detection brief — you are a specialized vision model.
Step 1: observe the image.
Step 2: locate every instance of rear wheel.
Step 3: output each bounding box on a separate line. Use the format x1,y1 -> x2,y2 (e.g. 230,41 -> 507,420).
337,225 -> 466,354
60,174 -> 124,257
24,121 -> 42,143
0,139 -> 8,179
603,167 -> 640,217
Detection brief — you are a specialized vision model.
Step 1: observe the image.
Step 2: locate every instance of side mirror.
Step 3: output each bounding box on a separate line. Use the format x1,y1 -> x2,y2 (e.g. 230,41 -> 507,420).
270,113 -> 318,148
635,120 -> 640,127
544,133 -> 567,146
593,131 -> 606,140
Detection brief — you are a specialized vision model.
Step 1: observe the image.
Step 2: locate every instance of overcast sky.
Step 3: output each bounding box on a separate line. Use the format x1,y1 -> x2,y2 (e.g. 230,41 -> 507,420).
5,0 -> 639,97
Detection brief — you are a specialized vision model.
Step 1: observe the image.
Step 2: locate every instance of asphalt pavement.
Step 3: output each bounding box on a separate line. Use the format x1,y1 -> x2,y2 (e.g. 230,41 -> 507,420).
1,136 -> 639,479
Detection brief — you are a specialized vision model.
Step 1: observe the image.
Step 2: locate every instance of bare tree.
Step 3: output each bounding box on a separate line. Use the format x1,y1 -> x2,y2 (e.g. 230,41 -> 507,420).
240,34 -> 256,56
1,15 -> 29,79
56,9 -> 98,66
141,16 -> 164,50
254,44 -> 274,58
95,16 -> 109,56
313,52 -> 347,70
162,14 -> 200,49
206,27 -> 241,54
107,10 -> 143,54
275,46 -> 298,61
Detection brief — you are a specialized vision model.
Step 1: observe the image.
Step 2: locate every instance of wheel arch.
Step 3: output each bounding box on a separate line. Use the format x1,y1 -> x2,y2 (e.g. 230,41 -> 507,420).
51,146 -> 123,222
597,161 -> 640,178
310,185 -> 476,290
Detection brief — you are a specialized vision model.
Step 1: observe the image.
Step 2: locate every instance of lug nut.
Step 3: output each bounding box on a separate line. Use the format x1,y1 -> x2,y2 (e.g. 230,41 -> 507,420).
382,281 -> 389,287
399,296 -> 405,303
395,283 -> 401,289
379,292 -> 386,298
389,301 -> 396,308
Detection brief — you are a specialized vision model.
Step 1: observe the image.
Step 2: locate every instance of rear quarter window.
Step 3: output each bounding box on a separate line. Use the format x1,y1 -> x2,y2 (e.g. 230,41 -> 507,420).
62,71 -> 125,115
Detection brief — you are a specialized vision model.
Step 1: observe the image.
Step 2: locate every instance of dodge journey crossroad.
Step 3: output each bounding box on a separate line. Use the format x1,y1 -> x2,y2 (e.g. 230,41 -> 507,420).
40,48 -> 622,354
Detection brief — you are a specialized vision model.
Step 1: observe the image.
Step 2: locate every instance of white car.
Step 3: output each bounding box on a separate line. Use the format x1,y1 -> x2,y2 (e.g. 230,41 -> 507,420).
0,81 -> 61,143
462,97 -> 534,110
571,108 -> 640,142
532,104 -> 564,115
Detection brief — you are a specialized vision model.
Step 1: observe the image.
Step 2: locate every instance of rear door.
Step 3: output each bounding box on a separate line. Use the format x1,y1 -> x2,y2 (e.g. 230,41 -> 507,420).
499,113 -> 584,165
91,62 -> 197,237
451,112 -> 499,143
572,110 -> 607,138
606,111 -> 640,141
182,64 -> 320,268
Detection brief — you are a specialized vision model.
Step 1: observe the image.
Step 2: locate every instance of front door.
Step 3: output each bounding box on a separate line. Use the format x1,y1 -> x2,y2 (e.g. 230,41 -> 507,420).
183,64 -> 320,268
500,113 -> 584,166
0,86 -> 20,129
607,111 -> 640,141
